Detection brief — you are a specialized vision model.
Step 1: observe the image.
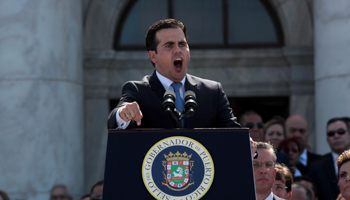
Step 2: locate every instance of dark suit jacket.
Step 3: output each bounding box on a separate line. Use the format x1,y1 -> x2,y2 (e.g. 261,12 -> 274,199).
276,151 -> 290,167
108,71 -> 241,129
307,153 -> 339,200
296,151 -> 322,175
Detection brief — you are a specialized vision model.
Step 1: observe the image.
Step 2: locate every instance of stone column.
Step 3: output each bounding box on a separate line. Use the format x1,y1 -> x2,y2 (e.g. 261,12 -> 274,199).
314,0 -> 350,154
0,1 -> 83,200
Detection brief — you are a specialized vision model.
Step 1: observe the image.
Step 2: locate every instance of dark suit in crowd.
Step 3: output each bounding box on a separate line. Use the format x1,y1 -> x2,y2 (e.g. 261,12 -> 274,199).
276,151 -> 290,167
108,71 -> 241,129
308,153 -> 339,200
296,151 -> 322,175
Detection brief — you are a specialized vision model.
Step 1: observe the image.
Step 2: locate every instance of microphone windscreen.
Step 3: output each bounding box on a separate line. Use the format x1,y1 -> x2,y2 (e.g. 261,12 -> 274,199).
164,90 -> 176,98
184,90 -> 196,99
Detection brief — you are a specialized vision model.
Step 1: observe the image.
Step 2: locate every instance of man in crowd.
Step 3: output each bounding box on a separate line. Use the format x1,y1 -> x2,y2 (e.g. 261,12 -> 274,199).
253,142 -> 284,200
290,183 -> 313,200
90,180 -> 103,200
285,114 -> 321,174
240,110 -> 264,141
308,117 -> 350,200
273,163 -> 293,199
49,185 -> 72,200
108,18 -> 240,130
294,176 -> 318,200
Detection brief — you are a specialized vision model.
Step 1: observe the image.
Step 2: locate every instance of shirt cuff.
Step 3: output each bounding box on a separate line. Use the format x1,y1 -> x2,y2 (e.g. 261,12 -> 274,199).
116,109 -> 130,129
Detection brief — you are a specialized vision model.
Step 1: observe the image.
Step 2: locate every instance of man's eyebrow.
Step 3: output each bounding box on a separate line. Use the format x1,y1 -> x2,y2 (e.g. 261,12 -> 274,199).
163,41 -> 174,46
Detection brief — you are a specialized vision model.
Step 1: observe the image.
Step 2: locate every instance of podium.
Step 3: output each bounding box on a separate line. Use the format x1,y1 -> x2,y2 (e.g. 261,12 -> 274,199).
103,128 -> 256,199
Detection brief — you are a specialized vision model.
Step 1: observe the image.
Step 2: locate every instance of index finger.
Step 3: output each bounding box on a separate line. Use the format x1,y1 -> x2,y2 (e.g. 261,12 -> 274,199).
129,102 -> 143,126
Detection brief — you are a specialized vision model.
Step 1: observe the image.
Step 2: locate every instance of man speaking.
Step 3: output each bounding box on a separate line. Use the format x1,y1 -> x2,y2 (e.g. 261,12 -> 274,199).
107,19 -> 241,130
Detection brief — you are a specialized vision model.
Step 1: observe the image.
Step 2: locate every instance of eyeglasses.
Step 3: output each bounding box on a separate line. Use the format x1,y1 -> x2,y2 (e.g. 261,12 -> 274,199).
253,161 -> 274,169
50,195 -> 69,200
273,184 -> 288,192
245,122 -> 264,129
91,195 -> 103,200
327,128 -> 347,137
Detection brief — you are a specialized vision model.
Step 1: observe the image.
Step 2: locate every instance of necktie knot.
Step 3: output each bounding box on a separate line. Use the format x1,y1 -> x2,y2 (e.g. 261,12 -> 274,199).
172,82 -> 181,92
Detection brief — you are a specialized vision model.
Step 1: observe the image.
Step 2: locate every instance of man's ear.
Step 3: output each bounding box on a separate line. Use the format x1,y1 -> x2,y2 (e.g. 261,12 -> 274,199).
148,51 -> 157,64
274,169 -> 276,179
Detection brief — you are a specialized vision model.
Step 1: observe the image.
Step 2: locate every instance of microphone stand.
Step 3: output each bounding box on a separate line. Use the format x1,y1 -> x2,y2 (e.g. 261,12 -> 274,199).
164,107 -> 182,128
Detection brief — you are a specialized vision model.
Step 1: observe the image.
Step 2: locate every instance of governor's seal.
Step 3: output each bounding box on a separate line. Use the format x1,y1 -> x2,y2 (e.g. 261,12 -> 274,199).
142,136 -> 214,200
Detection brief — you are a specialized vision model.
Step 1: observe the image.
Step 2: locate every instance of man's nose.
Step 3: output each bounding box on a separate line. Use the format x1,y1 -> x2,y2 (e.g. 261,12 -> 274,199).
173,45 -> 181,54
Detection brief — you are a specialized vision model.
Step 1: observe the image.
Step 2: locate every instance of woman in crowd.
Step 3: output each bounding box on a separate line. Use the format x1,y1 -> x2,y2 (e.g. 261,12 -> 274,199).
263,116 -> 286,150
263,116 -> 290,167
0,190 -> 10,200
337,150 -> 350,200
278,137 -> 303,177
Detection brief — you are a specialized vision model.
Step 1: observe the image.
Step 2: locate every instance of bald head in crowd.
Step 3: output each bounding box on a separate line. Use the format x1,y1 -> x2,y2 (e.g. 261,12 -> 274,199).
50,185 -> 72,200
285,115 -> 309,149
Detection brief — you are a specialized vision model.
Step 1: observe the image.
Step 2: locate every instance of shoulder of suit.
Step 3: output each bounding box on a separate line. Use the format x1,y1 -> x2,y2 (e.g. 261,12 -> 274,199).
309,152 -> 333,168
123,74 -> 153,85
308,151 -> 323,158
186,74 -> 220,86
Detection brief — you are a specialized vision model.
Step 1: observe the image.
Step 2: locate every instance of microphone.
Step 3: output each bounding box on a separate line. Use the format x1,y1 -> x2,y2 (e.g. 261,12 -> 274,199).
163,90 -> 176,113
179,90 -> 197,120
163,90 -> 182,128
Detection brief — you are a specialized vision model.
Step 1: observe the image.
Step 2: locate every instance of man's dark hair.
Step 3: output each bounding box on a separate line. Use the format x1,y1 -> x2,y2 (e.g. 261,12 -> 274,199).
90,180 -> 104,197
292,183 -> 313,200
275,163 -> 293,193
239,110 -> 261,125
327,117 -> 349,130
294,176 -> 318,198
145,19 -> 188,59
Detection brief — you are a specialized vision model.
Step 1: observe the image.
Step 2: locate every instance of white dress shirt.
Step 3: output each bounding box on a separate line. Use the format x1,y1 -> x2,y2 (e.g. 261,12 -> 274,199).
264,192 -> 273,200
115,71 -> 186,129
332,151 -> 339,176
294,167 -> 302,177
299,148 -> 308,166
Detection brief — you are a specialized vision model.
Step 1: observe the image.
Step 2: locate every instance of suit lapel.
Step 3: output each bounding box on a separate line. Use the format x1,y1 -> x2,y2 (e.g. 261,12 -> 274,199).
323,153 -> 339,192
149,70 -> 166,101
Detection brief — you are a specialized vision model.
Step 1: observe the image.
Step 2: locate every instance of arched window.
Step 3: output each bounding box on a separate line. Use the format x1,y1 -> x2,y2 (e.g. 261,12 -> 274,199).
114,0 -> 283,50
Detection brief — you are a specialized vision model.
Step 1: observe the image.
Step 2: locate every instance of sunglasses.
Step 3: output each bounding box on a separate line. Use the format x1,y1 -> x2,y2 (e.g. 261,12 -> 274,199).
244,122 -> 264,129
327,128 -> 347,137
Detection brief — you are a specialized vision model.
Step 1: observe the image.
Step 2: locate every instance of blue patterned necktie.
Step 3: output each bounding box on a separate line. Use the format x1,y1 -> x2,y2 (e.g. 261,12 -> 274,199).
172,82 -> 184,127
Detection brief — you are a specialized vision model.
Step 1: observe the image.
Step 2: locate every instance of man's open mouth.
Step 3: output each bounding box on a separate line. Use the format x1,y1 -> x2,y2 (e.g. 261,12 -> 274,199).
174,58 -> 183,70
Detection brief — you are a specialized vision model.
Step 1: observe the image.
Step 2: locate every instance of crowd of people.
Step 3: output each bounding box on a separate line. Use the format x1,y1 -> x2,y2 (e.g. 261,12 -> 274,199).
0,180 -> 104,200
47,180 -> 103,200
243,110 -> 350,200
